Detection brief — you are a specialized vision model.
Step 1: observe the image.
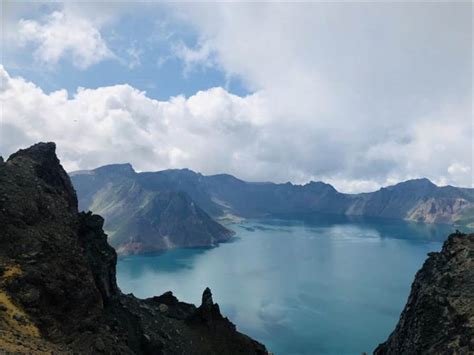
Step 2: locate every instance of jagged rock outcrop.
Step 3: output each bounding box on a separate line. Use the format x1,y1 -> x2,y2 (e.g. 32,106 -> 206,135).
0,142 -> 267,354
374,231 -> 474,354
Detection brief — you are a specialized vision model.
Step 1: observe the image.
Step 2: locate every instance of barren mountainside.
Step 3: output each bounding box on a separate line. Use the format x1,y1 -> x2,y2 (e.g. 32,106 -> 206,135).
72,164 -> 233,255
72,165 -> 474,229
0,142 -> 267,354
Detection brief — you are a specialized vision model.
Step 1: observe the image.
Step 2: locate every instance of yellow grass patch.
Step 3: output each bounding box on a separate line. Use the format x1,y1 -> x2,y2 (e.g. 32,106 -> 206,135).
2,265 -> 22,279
0,290 -> 63,353
0,265 -> 67,352
0,264 -> 51,353
0,290 -> 40,337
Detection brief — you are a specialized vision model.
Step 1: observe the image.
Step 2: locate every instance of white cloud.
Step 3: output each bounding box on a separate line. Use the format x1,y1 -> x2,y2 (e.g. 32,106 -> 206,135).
172,40 -> 216,75
166,2 -> 473,189
126,44 -> 143,70
447,163 -> 471,187
1,66 -> 472,193
448,163 -> 470,176
0,66 -> 263,175
1,2 -> 472,192
18,10 -> 114,69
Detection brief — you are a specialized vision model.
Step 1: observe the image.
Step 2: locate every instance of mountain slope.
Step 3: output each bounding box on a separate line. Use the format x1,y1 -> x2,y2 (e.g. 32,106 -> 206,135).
0,142 -> 267,354
72,166 -> 474,226
374,231 -> 474,354
72,165 -> 233,254
348,179 -> 474,224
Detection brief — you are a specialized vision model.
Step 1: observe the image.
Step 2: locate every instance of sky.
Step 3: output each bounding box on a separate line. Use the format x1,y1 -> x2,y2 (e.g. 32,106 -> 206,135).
0,1 -> 472,193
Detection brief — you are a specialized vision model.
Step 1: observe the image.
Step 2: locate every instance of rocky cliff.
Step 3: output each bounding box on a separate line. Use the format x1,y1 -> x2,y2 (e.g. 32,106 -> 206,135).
0,142 -> 267,354
349,179 -> 474,225
71,164 -> 233,255
374,231 -> 474,354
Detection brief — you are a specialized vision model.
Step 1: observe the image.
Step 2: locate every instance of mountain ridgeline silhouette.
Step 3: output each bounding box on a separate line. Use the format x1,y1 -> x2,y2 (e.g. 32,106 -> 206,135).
71,164 -> 474,253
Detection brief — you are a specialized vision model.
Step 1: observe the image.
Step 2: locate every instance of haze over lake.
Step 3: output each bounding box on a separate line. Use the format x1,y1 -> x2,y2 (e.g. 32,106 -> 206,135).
117,215 -> 455,354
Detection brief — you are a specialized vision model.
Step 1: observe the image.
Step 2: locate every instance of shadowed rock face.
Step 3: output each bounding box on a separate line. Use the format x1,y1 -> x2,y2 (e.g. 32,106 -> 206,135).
71,163 -> 233,255
0,142 -> 267,354
374,232 -> 474,354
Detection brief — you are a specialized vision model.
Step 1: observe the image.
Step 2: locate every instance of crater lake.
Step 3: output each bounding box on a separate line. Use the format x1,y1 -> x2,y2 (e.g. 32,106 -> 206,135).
117,214 -> 457,354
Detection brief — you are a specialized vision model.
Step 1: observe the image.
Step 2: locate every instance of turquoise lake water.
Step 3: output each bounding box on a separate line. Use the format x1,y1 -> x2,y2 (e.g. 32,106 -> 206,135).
116,215 -> 456,355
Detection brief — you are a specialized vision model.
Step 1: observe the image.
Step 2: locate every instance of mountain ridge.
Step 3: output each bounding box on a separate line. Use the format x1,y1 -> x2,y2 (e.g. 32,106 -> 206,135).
72,164 -> 474,228
72,164 -> 461,193
72,164 -> 233,255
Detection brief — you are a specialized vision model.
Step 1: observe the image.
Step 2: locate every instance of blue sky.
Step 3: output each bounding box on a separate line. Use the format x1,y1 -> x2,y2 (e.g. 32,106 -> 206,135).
1,2 -> 472,192
2,3 -> 248,99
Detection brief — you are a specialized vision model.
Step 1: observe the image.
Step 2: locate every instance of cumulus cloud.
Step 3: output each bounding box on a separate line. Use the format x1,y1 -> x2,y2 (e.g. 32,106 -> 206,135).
18,10 -> 114,69
1,2 -> 472,192
0,65 -> 472,192
0,66 -> 263,174
167,2 -> 473,189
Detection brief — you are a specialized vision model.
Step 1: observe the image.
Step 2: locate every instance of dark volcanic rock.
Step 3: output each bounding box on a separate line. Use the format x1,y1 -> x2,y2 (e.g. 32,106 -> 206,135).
78,211 -> 119,303
189,287 -> 227,325
0,142 -> 267,354
374,231 -> 474,354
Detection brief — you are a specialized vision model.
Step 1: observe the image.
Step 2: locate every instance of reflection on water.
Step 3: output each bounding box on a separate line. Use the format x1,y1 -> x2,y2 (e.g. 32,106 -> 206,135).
117,214 -> 458,355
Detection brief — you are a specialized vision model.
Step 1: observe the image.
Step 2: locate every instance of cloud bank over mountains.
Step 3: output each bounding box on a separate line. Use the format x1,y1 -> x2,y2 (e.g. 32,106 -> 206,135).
1,2 -> 472,192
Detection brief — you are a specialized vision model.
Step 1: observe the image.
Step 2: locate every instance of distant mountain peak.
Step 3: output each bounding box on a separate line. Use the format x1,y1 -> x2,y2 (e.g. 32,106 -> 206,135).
93,163 -> 135,176
390,178 -> 437,190
208,173 -> 245,184
406,177 -> 436,185
305,180 -> 337,192
157,168 -> 201,179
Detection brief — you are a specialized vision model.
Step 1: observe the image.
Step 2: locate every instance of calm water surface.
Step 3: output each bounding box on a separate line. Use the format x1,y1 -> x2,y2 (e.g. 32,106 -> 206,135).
117,215 -> 455,355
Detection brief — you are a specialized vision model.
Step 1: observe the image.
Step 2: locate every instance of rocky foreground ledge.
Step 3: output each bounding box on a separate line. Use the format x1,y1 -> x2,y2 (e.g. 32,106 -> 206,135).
374,231 -> 474,354
0,143 -> 267,354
